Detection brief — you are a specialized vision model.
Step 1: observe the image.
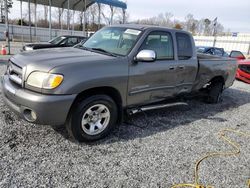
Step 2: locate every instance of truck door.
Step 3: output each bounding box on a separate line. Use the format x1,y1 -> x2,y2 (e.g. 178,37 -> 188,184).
174,32 -> 198,94
127,31 -> 178,106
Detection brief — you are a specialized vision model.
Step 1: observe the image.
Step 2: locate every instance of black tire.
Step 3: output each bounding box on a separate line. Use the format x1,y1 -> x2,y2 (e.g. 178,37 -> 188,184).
206,81 -> 224,104
66,95 -> 118,142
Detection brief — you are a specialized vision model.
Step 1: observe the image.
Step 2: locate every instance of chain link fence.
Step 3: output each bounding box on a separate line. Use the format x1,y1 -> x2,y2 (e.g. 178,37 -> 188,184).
1,23 -> 250,57
0,23 -> 85,42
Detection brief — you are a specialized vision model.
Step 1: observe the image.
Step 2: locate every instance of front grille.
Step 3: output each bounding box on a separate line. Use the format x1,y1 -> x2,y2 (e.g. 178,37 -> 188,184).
239,64 -> 250,74
7,61 -> 23,87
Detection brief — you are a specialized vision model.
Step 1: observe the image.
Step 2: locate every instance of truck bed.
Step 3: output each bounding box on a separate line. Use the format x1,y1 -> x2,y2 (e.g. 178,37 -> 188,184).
192,53 -> 238,91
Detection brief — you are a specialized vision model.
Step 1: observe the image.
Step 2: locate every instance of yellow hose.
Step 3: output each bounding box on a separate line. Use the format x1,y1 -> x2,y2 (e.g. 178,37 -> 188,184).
171,129 -> 250,188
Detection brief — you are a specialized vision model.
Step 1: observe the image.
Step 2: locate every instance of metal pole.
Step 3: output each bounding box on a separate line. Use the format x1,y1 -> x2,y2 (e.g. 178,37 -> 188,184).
28,0 -> 32,42
110,6 -> 113,25
4,0 -> 10,54
61,9 -> 64,34
1,1 -> 3,23
212,17 -> 217,47
83,0 -> 86,36
122,9 -> 125,24
20,0 -> 23,44
67,0 -> 70,33
213,36 -> 217,47
0,1 -> 3,22
247,42 -> 250,55
49,0 -> 52,39
98,3 -> 101,29
35,0 -> 37,42
72,10 -> 75,33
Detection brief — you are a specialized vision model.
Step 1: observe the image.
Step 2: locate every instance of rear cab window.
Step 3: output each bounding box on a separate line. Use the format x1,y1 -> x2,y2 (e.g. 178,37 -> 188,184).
176,32 -> 193,60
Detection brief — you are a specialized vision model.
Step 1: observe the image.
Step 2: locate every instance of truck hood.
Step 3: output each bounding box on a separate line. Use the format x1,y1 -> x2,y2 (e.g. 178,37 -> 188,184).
25,42 -> 56,49
10,47 -> 117,73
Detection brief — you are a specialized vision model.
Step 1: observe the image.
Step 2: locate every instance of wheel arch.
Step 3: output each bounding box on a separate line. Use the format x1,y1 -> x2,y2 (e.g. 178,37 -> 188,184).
209,76 -> 225,86
68,86 -> 124,125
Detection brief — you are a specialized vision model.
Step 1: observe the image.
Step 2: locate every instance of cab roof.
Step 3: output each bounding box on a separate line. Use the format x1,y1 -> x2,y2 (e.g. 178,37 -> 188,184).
109,24 -> 189,33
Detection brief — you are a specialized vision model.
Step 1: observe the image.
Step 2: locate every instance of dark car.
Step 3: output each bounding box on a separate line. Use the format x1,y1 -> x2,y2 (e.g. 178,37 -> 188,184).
23,35 -> 87,51
196,46 -> 229,57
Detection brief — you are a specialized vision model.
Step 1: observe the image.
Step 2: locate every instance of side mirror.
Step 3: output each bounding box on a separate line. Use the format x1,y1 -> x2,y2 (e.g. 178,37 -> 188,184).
135,50 -> 156,62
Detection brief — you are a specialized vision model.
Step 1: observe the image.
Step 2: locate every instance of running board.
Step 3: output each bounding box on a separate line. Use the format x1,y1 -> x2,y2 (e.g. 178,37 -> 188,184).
128,102 -> 188,115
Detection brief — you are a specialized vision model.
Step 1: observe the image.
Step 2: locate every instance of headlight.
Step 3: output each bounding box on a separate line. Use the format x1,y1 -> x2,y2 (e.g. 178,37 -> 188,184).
27,72 -> 63,89
25,46 -> 33,51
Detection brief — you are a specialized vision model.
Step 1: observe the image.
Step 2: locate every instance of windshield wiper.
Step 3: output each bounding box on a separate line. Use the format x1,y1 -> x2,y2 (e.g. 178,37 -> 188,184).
76,46 -> 118,57
75,46 -> 92,51
90,48 -> 117,57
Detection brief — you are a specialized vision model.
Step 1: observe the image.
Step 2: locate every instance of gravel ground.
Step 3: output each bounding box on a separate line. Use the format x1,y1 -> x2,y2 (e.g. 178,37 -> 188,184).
0,63 -> 249,188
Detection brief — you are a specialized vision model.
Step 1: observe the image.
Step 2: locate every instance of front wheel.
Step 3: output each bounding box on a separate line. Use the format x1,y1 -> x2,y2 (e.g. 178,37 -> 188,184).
66,95 -> 118,142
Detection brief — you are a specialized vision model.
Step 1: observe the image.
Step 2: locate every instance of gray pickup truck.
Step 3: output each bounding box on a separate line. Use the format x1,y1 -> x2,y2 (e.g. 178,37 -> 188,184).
1,25 -> 237,142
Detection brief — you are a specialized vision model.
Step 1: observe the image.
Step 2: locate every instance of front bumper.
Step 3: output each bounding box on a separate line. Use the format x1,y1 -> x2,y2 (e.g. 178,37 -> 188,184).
1,75 -> 76,125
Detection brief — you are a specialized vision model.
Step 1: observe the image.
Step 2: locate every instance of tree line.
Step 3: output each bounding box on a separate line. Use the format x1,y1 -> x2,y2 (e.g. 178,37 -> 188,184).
133,13 -> 227,36
1,1 -> 228,36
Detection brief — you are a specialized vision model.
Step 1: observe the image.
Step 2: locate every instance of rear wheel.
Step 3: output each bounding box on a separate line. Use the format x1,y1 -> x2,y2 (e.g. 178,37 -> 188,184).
66,95 -> 118,142
206,81 -> 224,104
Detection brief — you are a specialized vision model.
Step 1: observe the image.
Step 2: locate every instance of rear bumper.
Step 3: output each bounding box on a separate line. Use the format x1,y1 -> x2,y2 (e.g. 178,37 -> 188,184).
236,69 -> 250,84
1,75 -> 76,125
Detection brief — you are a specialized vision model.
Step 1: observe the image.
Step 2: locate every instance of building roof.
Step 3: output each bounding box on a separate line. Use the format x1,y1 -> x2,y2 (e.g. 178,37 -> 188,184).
17,0 -> 127,12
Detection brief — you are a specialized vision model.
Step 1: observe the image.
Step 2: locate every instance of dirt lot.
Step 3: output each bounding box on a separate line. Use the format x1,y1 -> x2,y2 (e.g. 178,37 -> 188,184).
0,63 -> 249,188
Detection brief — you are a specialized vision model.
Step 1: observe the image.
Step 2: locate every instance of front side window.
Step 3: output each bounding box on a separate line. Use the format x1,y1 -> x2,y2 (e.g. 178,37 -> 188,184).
176,33 -> 193,60
214,48 -> 223,56
196,47 -> 206,53
82,27 -> 142,56
206,48 -> 215,55
66,37 -> 78,46
140,31 -> 174,60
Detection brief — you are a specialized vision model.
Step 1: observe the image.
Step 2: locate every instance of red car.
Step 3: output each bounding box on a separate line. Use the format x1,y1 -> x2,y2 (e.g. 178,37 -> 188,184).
230,51 -> 250,84
236,59 -> 250,84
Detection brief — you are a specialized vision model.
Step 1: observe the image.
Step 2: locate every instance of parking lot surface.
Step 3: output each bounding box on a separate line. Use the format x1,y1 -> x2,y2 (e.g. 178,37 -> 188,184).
0,63 -> 249,188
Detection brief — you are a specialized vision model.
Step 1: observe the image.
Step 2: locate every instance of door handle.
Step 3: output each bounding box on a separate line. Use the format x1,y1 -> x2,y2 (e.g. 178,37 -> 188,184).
169,67 -> 175,70
178,66 -> 185,70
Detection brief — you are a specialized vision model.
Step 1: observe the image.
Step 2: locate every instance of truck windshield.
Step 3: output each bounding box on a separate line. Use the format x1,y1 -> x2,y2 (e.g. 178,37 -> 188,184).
82,27 -> 142,56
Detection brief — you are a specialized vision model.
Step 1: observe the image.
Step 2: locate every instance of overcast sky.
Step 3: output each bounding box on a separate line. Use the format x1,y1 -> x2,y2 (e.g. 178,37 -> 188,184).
9,0 -> 250,32
127,0 -> 250,32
